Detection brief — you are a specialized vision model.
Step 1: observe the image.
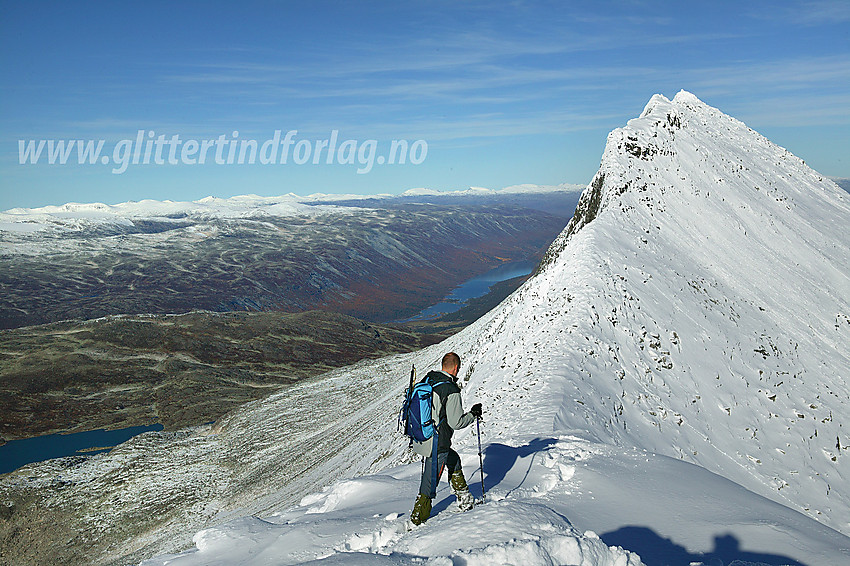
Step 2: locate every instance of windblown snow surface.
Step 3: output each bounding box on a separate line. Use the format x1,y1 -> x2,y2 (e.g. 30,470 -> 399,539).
135,91 -> 850,564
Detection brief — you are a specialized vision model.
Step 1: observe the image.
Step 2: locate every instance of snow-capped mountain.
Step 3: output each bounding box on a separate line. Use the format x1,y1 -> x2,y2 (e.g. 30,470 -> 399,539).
3,91 -> 848,566
0,194 -> 343,235
0,184 -> 582,235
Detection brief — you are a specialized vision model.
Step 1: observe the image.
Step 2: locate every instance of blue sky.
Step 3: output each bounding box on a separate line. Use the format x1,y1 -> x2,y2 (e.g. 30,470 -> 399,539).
1,0 -> 848,210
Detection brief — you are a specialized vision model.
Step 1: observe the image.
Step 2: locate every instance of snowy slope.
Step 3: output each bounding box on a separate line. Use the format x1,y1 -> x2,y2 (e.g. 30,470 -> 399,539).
141,439 -> 649,566
141,434 -> 847,565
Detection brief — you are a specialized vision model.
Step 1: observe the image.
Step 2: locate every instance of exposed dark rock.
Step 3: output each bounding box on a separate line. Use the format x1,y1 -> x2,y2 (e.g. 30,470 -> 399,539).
537,175 -> 607,274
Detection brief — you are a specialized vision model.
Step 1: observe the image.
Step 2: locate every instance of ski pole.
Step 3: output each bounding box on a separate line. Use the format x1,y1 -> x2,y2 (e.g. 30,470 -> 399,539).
476,416 -> 485,503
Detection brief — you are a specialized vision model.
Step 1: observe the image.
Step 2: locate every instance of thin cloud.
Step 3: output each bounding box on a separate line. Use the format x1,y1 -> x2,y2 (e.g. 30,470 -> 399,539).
694,55 -> 850,86
726,93 -> 850,127
798,0 -> 850,24
752,0 -> 850,25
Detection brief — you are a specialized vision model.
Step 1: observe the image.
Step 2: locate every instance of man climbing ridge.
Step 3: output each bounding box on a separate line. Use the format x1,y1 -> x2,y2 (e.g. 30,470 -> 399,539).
409,352 -> 482,526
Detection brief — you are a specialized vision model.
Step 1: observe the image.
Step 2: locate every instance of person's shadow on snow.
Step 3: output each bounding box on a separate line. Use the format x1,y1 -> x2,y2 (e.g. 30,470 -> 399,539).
479,437 -> 559,498
432,437 -> 559,515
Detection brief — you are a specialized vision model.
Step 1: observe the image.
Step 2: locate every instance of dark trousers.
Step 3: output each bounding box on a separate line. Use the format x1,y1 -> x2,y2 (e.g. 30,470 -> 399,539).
419,448 -> 461,498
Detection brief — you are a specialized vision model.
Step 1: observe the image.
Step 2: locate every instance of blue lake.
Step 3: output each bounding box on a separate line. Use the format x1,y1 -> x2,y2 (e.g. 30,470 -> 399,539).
0,423 -> 164,475
405,260 -> 535,321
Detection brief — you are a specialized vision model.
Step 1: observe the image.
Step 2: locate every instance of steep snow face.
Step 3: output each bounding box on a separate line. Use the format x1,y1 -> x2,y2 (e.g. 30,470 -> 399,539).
446,90 -> 850,534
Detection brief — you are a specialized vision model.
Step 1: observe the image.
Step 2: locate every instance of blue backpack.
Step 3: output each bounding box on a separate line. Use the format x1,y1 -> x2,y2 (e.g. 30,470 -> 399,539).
400,367 -> 439,443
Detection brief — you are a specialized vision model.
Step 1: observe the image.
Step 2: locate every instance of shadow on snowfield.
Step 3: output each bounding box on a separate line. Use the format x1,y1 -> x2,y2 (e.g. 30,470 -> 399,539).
430,438 -> 560,516
602,526 -> 807,566
481,438 -> 560,497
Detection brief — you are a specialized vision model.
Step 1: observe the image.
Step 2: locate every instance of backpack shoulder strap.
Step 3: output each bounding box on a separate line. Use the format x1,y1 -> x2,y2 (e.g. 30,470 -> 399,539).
422,371 -> 450,426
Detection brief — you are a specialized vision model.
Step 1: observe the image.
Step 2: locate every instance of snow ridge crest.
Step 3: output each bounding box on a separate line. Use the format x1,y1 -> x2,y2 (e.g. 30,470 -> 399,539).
543,90 -> 846,269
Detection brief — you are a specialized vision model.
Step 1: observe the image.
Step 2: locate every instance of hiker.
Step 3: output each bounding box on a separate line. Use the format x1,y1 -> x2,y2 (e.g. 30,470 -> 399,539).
410,352 -> 483,525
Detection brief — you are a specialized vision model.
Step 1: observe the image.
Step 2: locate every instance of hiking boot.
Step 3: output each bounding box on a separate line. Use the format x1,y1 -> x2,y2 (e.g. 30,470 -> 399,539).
450,471 -> 474,512
410,494 -> 432,525
450,470 -> 469,492
454,488 -> 474,511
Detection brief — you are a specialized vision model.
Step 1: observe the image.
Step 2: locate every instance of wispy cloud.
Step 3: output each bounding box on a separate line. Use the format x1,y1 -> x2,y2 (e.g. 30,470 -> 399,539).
798,0 -> 850,24
155,22 -> 747,101
722,93 -> 850,127
686,55 -> 850,91
752,0 -> 850,25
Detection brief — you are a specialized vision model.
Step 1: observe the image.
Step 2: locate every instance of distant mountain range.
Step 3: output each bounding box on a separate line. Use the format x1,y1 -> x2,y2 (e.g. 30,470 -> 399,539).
831,177 -> 850,193
0,187 -> 582,330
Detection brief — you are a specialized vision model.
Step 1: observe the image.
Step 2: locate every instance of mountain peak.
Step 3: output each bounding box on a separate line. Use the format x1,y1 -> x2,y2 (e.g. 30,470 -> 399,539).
470,92 -> 850,534
672,88 -> 702,104
638,92 -> 671,118
639,90 -> 704,120
546,90 -> 846,267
